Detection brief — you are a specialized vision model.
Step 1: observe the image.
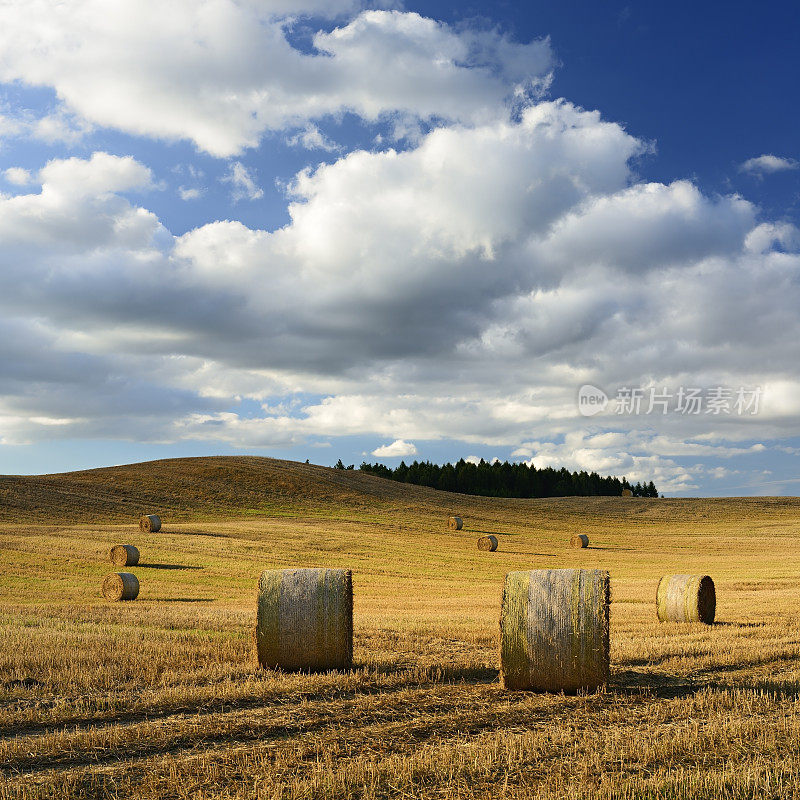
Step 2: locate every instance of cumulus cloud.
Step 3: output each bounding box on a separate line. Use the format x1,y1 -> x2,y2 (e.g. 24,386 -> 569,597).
3,167 -> 31,186
0,96 -> 799,492
464,455 -> 500,465
371,439 -> 417,457
0,2 -> 553,156
38,152 -> 155,198
739,154 -> 799,176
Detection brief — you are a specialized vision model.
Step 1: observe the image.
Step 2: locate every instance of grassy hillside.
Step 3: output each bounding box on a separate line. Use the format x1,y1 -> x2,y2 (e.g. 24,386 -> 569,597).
0,456 -> 430,521
2,457 -> 800,799
2,454 -> 798,524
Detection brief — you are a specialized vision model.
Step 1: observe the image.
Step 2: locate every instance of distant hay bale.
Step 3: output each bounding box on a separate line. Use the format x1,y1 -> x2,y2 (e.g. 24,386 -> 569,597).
110,544 -> 139,566
571,534 -> 589,549
139,514 -> 161,533
448,516 -> 463,530
656,574 -> 716,624
102,572 -> 139,601
500,568 -> 610,692
478,535 -> 498,552
621,488 -> 633,498
255,568 -> 353,672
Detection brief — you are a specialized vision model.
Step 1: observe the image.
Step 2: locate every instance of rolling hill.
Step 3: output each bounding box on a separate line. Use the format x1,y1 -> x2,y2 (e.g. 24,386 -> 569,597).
1,455 -> 798,526
3,456 -> 800,798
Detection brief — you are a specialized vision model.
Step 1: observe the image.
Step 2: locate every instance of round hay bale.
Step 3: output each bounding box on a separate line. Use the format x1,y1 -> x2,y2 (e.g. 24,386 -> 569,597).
448,516 -> 463,531
102,572 -> 139,601
255,568 -> 353,672
478,535 -> 498,552
656,574 -> 715,624
571,534 -> 589,549
110,544 -> 139,566
139,514 -> 161,533
500,568 -> 610,692
621,488 -> 633,497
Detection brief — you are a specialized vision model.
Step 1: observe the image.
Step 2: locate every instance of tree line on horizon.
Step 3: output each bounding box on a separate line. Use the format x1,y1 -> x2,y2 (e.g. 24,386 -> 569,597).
336,458 -> 660,498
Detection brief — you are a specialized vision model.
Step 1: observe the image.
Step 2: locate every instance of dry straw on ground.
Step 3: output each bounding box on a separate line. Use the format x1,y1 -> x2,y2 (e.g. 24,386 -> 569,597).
500,568 -> 610,692
477,535 -> 498,551
448,516 -> 463,530
656,574 -> 716,624
255,567 -> 353,672
570,534 -> 589,549
5,457 -> 800,800
139,514 -> 161,532
110,544 -> 139,566
102,572 -> 140,601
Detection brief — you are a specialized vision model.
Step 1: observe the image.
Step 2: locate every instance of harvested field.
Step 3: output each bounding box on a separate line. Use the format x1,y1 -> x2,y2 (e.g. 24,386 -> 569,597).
2,456 -> 800,799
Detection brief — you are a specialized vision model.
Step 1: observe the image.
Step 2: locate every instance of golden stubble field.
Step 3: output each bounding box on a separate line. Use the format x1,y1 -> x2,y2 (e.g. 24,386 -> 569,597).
2,457 -> 800,799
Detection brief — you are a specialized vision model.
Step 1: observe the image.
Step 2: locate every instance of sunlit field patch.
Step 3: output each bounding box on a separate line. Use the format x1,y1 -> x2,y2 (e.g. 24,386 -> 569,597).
2,458 -> 800,798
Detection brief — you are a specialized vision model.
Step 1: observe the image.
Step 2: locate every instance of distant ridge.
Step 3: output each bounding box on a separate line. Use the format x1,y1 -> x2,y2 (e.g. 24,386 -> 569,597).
0,455 -> 797,524
0,456 -> 439,522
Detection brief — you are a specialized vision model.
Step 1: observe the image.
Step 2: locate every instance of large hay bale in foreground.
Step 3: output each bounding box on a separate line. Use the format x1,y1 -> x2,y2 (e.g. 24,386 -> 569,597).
448,516 -> 463,530
477,535 -> 498,552
500,569 -> 610,692
102,572 -> 139,601
255,568 -> 353,672
139,514 -> 161,532
571,534 -> 589,549
656,574 -> 716,624
110,544 -> 139,566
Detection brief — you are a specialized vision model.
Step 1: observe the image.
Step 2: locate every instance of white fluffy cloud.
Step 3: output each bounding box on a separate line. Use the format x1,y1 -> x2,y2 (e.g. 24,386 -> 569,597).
0,107 -> 92,147
178,186 -> 205,201
38,152 -> 154,198
0,87 -> 799,490
3,167 -> 31,186
0,2 -> 552,156
371,439 -> 417,457
739,154 -> 798,175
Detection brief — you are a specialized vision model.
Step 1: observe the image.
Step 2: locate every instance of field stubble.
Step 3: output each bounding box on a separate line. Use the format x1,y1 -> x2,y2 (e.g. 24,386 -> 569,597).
2,458 -> 800,798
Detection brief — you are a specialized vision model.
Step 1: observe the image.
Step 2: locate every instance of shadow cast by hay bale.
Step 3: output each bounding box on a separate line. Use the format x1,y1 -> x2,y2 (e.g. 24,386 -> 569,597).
167,529 -> 232,539
150,597 -> 216,603
611,669 -> 703,698
613,669 -> 800,702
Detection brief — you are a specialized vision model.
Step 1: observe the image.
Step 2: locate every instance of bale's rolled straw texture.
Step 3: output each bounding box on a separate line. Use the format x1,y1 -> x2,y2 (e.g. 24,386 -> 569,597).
139,514 -> 161,532
110,544 -> 139,566
478,535 -> 498,552
448,516 -> 463,531
500,569 -> 610,692
102,572 -> 139,601
656,574 -> 715,624
256,568 -> 353,672
571,534 -> 589,549
621,488 -> 633,497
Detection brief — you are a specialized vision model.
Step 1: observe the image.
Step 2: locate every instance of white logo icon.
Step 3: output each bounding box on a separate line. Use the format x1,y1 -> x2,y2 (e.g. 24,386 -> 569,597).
577,385 -> 609,417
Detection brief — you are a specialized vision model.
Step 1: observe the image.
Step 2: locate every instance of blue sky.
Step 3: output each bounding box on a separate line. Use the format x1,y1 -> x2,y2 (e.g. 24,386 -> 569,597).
0,0 -> 798,495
